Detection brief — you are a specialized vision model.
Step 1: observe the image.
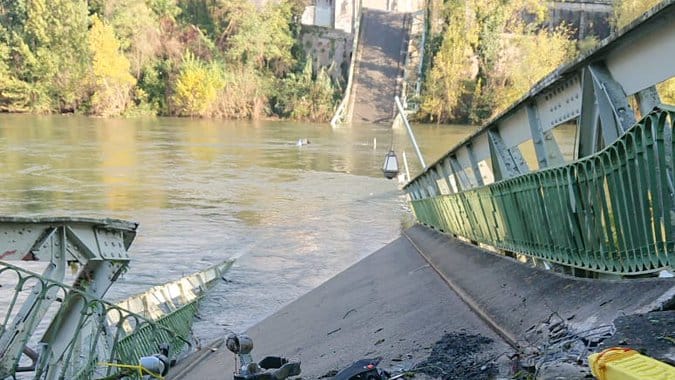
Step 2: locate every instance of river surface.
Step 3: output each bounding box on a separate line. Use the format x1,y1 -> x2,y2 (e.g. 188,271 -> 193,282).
0,115 -> 487,343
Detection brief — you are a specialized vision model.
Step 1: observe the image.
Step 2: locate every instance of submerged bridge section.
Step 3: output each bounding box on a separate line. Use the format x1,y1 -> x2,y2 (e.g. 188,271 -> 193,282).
0,218 -> 225,380
403,1 -> 675,277
332,9 -> 411,125
349,10 -> 410,124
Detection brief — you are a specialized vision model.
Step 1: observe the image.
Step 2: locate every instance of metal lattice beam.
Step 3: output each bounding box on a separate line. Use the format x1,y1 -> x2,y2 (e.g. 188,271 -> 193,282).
409,107 -> 675,275
0,218 -> 137,379
588,62 -> 636,142
527,103 -> 565,168
488,130 -> 529,181
635,86 -> 662,117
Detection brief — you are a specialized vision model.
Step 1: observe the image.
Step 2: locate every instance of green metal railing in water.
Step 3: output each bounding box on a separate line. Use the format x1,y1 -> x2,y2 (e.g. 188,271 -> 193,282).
409,107 -> 675,275
0,261 -> 195,379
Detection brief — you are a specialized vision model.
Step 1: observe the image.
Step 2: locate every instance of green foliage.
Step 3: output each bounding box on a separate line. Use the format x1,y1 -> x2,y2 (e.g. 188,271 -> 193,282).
0,0 -> 338,121
89,16 -> 136,116
148,0 -> 182,20
226,1 -> 296,75
137,60 -> 172,115
178,0 -> 215,36
172,53 -> 223,116
0,0 -> 91,112
275,59 -> 338,121
98,0 -> 162,78
0,42 -> 31,111
613,0 -> 661,30
420,0 -> 576,124
420,0 -> 474,121
123,87 -> 159,117
210,64 -> 272,119
34,0 -> 90,111
487,26 -> 576,117
0,0 -> 27,35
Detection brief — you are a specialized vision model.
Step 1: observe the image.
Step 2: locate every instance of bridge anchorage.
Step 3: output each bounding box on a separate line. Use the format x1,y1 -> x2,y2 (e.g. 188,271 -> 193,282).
402,1 -> 675,278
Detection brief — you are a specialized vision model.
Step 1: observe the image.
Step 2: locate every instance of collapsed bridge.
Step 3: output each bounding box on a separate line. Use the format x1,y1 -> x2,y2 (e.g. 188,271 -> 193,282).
404,0 -> 675,277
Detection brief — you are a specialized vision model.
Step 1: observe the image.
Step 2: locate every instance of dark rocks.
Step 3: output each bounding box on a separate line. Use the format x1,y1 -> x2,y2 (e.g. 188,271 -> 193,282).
599,310 -> 675,365
413,333 -> 498,379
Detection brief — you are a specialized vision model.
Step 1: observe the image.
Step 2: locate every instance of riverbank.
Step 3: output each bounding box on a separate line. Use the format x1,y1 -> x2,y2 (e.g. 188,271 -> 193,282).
169,225 -> 675,379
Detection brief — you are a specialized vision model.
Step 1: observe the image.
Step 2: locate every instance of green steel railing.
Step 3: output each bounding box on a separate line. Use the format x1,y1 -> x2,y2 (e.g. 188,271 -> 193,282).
410,107 -> 675,275
0,262 -> 193,380
113,302 -> 197,371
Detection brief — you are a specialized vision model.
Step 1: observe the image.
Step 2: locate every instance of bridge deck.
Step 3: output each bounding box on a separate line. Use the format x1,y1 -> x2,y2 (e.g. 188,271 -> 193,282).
349,9 -> 409,124
169,232 -> 511,379
404,225 -> 674,339
170,226 -> 674,379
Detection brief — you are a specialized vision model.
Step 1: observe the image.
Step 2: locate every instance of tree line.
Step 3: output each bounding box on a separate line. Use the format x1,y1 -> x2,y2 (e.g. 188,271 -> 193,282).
1,0 -> 671,123
0,0 -> 338,120
417,0 -> 675,125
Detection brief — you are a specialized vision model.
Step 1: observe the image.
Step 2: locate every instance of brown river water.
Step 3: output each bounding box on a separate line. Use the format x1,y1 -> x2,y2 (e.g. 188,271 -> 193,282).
0,114 -> 573,343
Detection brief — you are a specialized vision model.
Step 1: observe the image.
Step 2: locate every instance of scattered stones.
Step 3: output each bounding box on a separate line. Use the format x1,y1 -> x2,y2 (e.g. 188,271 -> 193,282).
513,311 -> 675,379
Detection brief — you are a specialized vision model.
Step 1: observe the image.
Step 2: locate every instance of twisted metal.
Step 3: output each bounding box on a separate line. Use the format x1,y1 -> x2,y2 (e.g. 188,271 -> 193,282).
409,107 -> 675,275
0,261 -> 194,379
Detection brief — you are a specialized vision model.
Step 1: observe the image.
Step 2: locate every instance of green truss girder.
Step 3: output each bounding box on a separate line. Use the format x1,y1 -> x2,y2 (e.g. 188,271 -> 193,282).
409,107 -> 675,275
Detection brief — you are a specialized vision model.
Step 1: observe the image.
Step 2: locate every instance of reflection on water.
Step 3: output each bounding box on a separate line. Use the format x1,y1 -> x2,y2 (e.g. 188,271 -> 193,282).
0,114 -> 473,341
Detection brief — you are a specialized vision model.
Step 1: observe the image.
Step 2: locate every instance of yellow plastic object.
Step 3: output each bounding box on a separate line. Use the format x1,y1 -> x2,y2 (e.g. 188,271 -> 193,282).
588,347 -> 675,380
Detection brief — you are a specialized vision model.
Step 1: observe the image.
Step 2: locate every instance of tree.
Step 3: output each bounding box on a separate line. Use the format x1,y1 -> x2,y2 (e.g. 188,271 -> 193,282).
275,59 -> 338,121
420,0 -> 476,121
225,1 -> 295,75
0,0 -> 340,121
0,40 -> 31,111
613,0 -> 661,30
210,64 -> 271,119
489,27 -> 575,114
2,0 -> 91,112
148,0 -> 182,21
89,16 -> 136,116
172,53 -> 223,116
420,0 -> 575,124
97,0 -> 162,79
